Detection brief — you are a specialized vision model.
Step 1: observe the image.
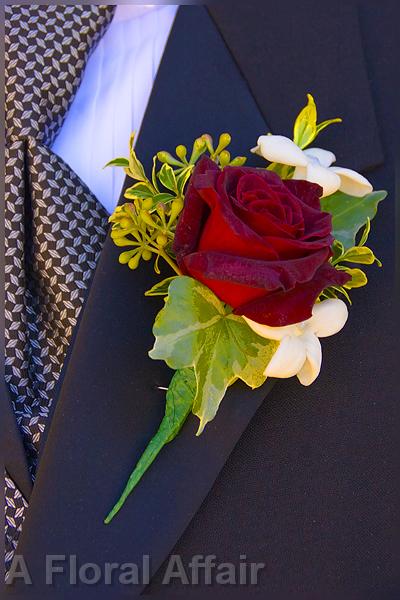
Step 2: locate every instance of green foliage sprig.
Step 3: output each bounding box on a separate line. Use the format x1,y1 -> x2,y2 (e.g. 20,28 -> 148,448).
108,199 -> 182,275
107,132 -> 246,276
320,218 -> 382,302
267,94 -> 342,178
293,93 -> 342,150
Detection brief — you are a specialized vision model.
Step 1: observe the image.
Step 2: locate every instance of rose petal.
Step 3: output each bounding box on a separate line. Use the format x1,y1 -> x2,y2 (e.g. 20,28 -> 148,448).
257,135 -> 308,167
197,199 -> 278,261
231,170 -> 311,237
264,232 -> 333,260
184,248 -> 330,293
216,164 -> 284,199
183,248 -> 331,314
330,166 -> 373,197
308,298 -> 348,337
193,168 -> 280,261
234,263 -> 351,326
173,156 -> 219,265
283,178 -> 323,210
264,335 -> 306,378
304,147 -> 336,168
232,175 -> 301,238
296,332 -> 322,385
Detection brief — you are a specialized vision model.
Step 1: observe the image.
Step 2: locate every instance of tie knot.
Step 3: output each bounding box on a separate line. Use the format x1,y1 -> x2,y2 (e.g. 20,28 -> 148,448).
5,4 -> 115,146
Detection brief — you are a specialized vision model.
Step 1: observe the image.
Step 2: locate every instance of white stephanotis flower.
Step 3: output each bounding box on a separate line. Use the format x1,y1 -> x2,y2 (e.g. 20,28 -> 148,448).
244,299 -> 348,386
252,135 -> 373,198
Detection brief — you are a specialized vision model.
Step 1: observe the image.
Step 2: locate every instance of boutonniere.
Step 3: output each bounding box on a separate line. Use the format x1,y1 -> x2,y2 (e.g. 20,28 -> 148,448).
104,94 -> 386,523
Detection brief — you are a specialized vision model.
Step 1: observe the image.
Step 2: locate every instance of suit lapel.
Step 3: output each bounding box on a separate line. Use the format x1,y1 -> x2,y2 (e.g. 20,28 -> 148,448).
209,0 -> 383,172
9,4 -> 384,597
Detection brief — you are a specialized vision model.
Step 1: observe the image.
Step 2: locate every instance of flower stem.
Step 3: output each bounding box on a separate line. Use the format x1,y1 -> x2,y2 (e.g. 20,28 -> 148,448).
158,251 -> 182,275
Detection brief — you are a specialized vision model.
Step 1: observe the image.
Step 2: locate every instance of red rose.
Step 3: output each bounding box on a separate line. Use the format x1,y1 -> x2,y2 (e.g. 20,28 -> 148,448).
173,156 -> 350,326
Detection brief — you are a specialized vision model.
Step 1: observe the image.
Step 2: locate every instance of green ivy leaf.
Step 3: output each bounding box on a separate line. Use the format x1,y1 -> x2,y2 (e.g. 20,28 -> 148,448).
104,367 -> 196,523
103,157 -> 130,169
321,190 -> 387,249
149,277 -> 278,435
144,276 -> 177,297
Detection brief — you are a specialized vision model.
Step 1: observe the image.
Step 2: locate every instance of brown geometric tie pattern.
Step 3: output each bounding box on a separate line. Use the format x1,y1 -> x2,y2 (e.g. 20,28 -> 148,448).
4,4 -> 115,575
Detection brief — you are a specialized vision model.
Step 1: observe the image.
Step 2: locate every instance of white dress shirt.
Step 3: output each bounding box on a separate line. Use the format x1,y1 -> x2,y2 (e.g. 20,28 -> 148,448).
52,5 -> 178,214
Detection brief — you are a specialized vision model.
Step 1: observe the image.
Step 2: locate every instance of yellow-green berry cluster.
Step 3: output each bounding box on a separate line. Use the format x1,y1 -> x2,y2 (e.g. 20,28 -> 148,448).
109,198 -> 182,274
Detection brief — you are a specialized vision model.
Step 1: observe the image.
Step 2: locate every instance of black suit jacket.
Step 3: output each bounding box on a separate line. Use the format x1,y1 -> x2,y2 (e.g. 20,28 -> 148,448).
5,2 -> 399,598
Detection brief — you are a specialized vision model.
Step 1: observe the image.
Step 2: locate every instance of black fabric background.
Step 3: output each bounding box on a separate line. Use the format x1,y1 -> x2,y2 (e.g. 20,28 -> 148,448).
5,1 -> 400,598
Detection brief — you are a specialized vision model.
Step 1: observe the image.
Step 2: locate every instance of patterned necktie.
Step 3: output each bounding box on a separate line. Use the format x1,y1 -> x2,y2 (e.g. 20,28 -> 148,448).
4,4 -> 115,574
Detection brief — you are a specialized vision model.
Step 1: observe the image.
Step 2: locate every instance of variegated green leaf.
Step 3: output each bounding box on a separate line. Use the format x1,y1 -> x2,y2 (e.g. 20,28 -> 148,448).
176,166 -> 194,195
103,157 -> 130,169
152,192 -> 175,205
144,276 -> 177,297
358,218 -> 371,247
158,164 -> 177,193
338,266 -> 368,289
340,246 -> 381,266
124,182 -> 154,199
128,132 -> 147,181
149,277 -> 278,435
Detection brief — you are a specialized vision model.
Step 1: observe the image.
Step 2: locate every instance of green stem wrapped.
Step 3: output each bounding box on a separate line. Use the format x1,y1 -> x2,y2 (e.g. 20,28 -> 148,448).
104,367 -> 196,524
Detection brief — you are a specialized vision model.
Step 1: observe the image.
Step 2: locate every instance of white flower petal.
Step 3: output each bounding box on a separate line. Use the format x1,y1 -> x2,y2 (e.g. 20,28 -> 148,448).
257,135 -> 308,167
330,166 -> 373,197
264,335 -> 306,379
250,145 -> 261,155
303,162 -> 341,197
304,147 -> 336,168
308,299 -> 348,338
297,333 -> 322,386
243,316 -> 298,341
